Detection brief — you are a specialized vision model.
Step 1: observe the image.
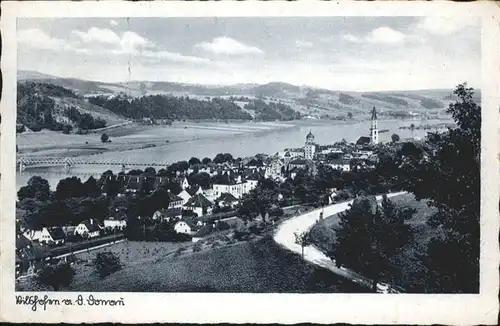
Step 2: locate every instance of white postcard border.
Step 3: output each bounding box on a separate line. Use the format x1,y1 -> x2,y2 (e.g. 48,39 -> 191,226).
1,1 -> 499,324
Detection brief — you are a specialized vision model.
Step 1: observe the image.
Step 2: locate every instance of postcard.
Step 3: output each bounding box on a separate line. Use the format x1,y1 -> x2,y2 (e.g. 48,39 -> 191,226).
1,1 -> 499,324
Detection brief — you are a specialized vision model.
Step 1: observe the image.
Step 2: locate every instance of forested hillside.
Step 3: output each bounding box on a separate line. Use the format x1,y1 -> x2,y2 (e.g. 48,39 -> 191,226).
87,94 -> 300,121
17,82 -> 108,133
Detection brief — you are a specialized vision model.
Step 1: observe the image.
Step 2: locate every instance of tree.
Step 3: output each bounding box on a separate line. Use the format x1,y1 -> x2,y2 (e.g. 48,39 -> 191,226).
17,176 -> 51,201
294,231 -> 311,259
238,186 -> 277,223
190,172 -> 211,189
144,167 -> 156,176
102,177 -> 120,198
202,157 -> 212,165
94,251 -> 122,278
401,83 -> 480,293
83,176 -> 101,197
188,157 -> 201,166
101,133 -> 109,143
329,196 -> 414,292
391,133 -> 400,143
347,112 -> 353,119
177,161 -> 189,172
55,176 -> 84,200
213,153 -> 233,164
62,124 -> 72,134
36,263 -> 75,291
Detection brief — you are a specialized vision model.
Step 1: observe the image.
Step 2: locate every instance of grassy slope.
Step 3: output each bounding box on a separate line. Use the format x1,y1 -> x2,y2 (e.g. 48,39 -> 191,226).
308,193 -> 441,293
62,237 -> 366,293
53,97 -> 127,126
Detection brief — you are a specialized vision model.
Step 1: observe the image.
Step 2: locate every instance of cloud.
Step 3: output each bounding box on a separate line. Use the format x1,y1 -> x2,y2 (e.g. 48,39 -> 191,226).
343,27 -> 405,45
110,20 -> 119,27
366,27 -> 406,44
18,28 -> 69,51
295,40 -> 314,48
343,34 -> 362,43
19,27 -> 209,66
140,50 -> 211,64
416,17 -> 478,35
72,27 -> 121,44
71,27 -> 153,52
195,37 -> 264,56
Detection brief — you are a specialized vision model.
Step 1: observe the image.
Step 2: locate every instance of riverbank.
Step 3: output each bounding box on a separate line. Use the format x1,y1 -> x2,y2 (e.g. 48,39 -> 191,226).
16,120 -> 299,159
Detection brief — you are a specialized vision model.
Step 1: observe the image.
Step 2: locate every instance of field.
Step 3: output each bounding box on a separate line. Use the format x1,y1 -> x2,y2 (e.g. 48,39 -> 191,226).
16,241 -> 186,291
34,236 -> 366,293
308,193 -> 441,293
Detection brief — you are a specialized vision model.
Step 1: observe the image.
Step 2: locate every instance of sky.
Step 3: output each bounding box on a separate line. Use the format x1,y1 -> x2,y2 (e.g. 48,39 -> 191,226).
17,17 -> 480,91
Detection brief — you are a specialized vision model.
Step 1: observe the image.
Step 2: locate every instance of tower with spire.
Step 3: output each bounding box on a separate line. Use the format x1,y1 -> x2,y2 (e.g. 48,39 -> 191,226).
304,130 -> 316,160
370,106 -> 379,144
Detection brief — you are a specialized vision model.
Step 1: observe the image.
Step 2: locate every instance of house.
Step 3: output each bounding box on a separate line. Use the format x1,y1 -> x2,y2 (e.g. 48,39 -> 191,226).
356,136 -> 371,146
180,177 -> 190,190
75,219 -> 102,238
187,185 -> 203,197
279,149 -> 304,159
16,234 -> 50,277
23,227 -> 66,245
174,220 -> 198,235
212,173 -> 247,199
167,207 -> 183,220
265,159 -> 284,179
104,218 -> 127,230
289,158 -> 308,170
61,226 -> 76,237
124,176 -> 144,193
177,189 -> 192,205
216,192 -> 239,209
168,193 -> 184,209
327,159 -> 351,172
153,209 -> 165,221
184,194 -> 214,217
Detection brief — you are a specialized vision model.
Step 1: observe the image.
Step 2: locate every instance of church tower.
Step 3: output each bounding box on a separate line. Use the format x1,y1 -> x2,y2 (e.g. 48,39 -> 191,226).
304,131 -> 316,160
370,106 -> 379,144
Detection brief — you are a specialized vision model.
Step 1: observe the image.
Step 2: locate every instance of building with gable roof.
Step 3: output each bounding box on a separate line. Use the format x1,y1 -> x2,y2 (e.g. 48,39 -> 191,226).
184,193 -> 214,217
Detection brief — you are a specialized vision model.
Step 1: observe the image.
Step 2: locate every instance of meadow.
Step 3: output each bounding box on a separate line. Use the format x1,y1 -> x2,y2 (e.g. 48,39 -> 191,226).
63,236 -> 365,293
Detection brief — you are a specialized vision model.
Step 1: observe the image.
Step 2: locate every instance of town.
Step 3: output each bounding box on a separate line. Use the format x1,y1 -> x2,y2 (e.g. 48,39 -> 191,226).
16,105 -> 429,290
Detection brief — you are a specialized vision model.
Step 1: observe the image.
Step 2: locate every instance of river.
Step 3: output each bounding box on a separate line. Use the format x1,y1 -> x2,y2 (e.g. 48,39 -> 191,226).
16,118 -> 450,191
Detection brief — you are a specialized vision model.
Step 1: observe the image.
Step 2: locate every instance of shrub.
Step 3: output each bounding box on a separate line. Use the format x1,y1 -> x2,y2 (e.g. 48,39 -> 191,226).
101,133 -> 109,143
192,241 -> 203,252
36,263 -> 75,291
216,221 -> 230,230
174,247 -> 186,257
62,124 -> 72,134
234,227 -> 250,241
94,251 -> 122,278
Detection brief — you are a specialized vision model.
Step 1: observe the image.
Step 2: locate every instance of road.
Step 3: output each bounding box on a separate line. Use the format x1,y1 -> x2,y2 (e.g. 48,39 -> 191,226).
273,192 -> 405,293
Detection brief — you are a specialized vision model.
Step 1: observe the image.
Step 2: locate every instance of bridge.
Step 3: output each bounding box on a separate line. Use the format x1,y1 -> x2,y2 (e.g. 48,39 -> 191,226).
17,157 -> 170,173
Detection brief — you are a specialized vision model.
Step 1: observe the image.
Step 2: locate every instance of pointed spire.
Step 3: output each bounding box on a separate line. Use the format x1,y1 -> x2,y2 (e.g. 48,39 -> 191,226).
371,106 -> 377,120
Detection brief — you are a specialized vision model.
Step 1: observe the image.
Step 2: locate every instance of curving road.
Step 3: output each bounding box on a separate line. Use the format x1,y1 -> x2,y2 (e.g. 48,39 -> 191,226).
274,192 -> 405,293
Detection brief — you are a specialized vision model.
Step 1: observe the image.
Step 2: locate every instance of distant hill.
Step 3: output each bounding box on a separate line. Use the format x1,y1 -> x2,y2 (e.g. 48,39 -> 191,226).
18,70 -> 479,121
18,70 -> 59,80
16,81 -> 127,133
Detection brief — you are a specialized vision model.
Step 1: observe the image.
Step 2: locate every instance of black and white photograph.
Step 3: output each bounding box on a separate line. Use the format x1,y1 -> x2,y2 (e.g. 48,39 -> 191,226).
1,1 -> 498,324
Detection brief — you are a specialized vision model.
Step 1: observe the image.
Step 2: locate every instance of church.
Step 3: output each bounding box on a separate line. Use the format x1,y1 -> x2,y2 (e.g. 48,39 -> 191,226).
356,106 -> 379,146
304,130 -> 316,160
